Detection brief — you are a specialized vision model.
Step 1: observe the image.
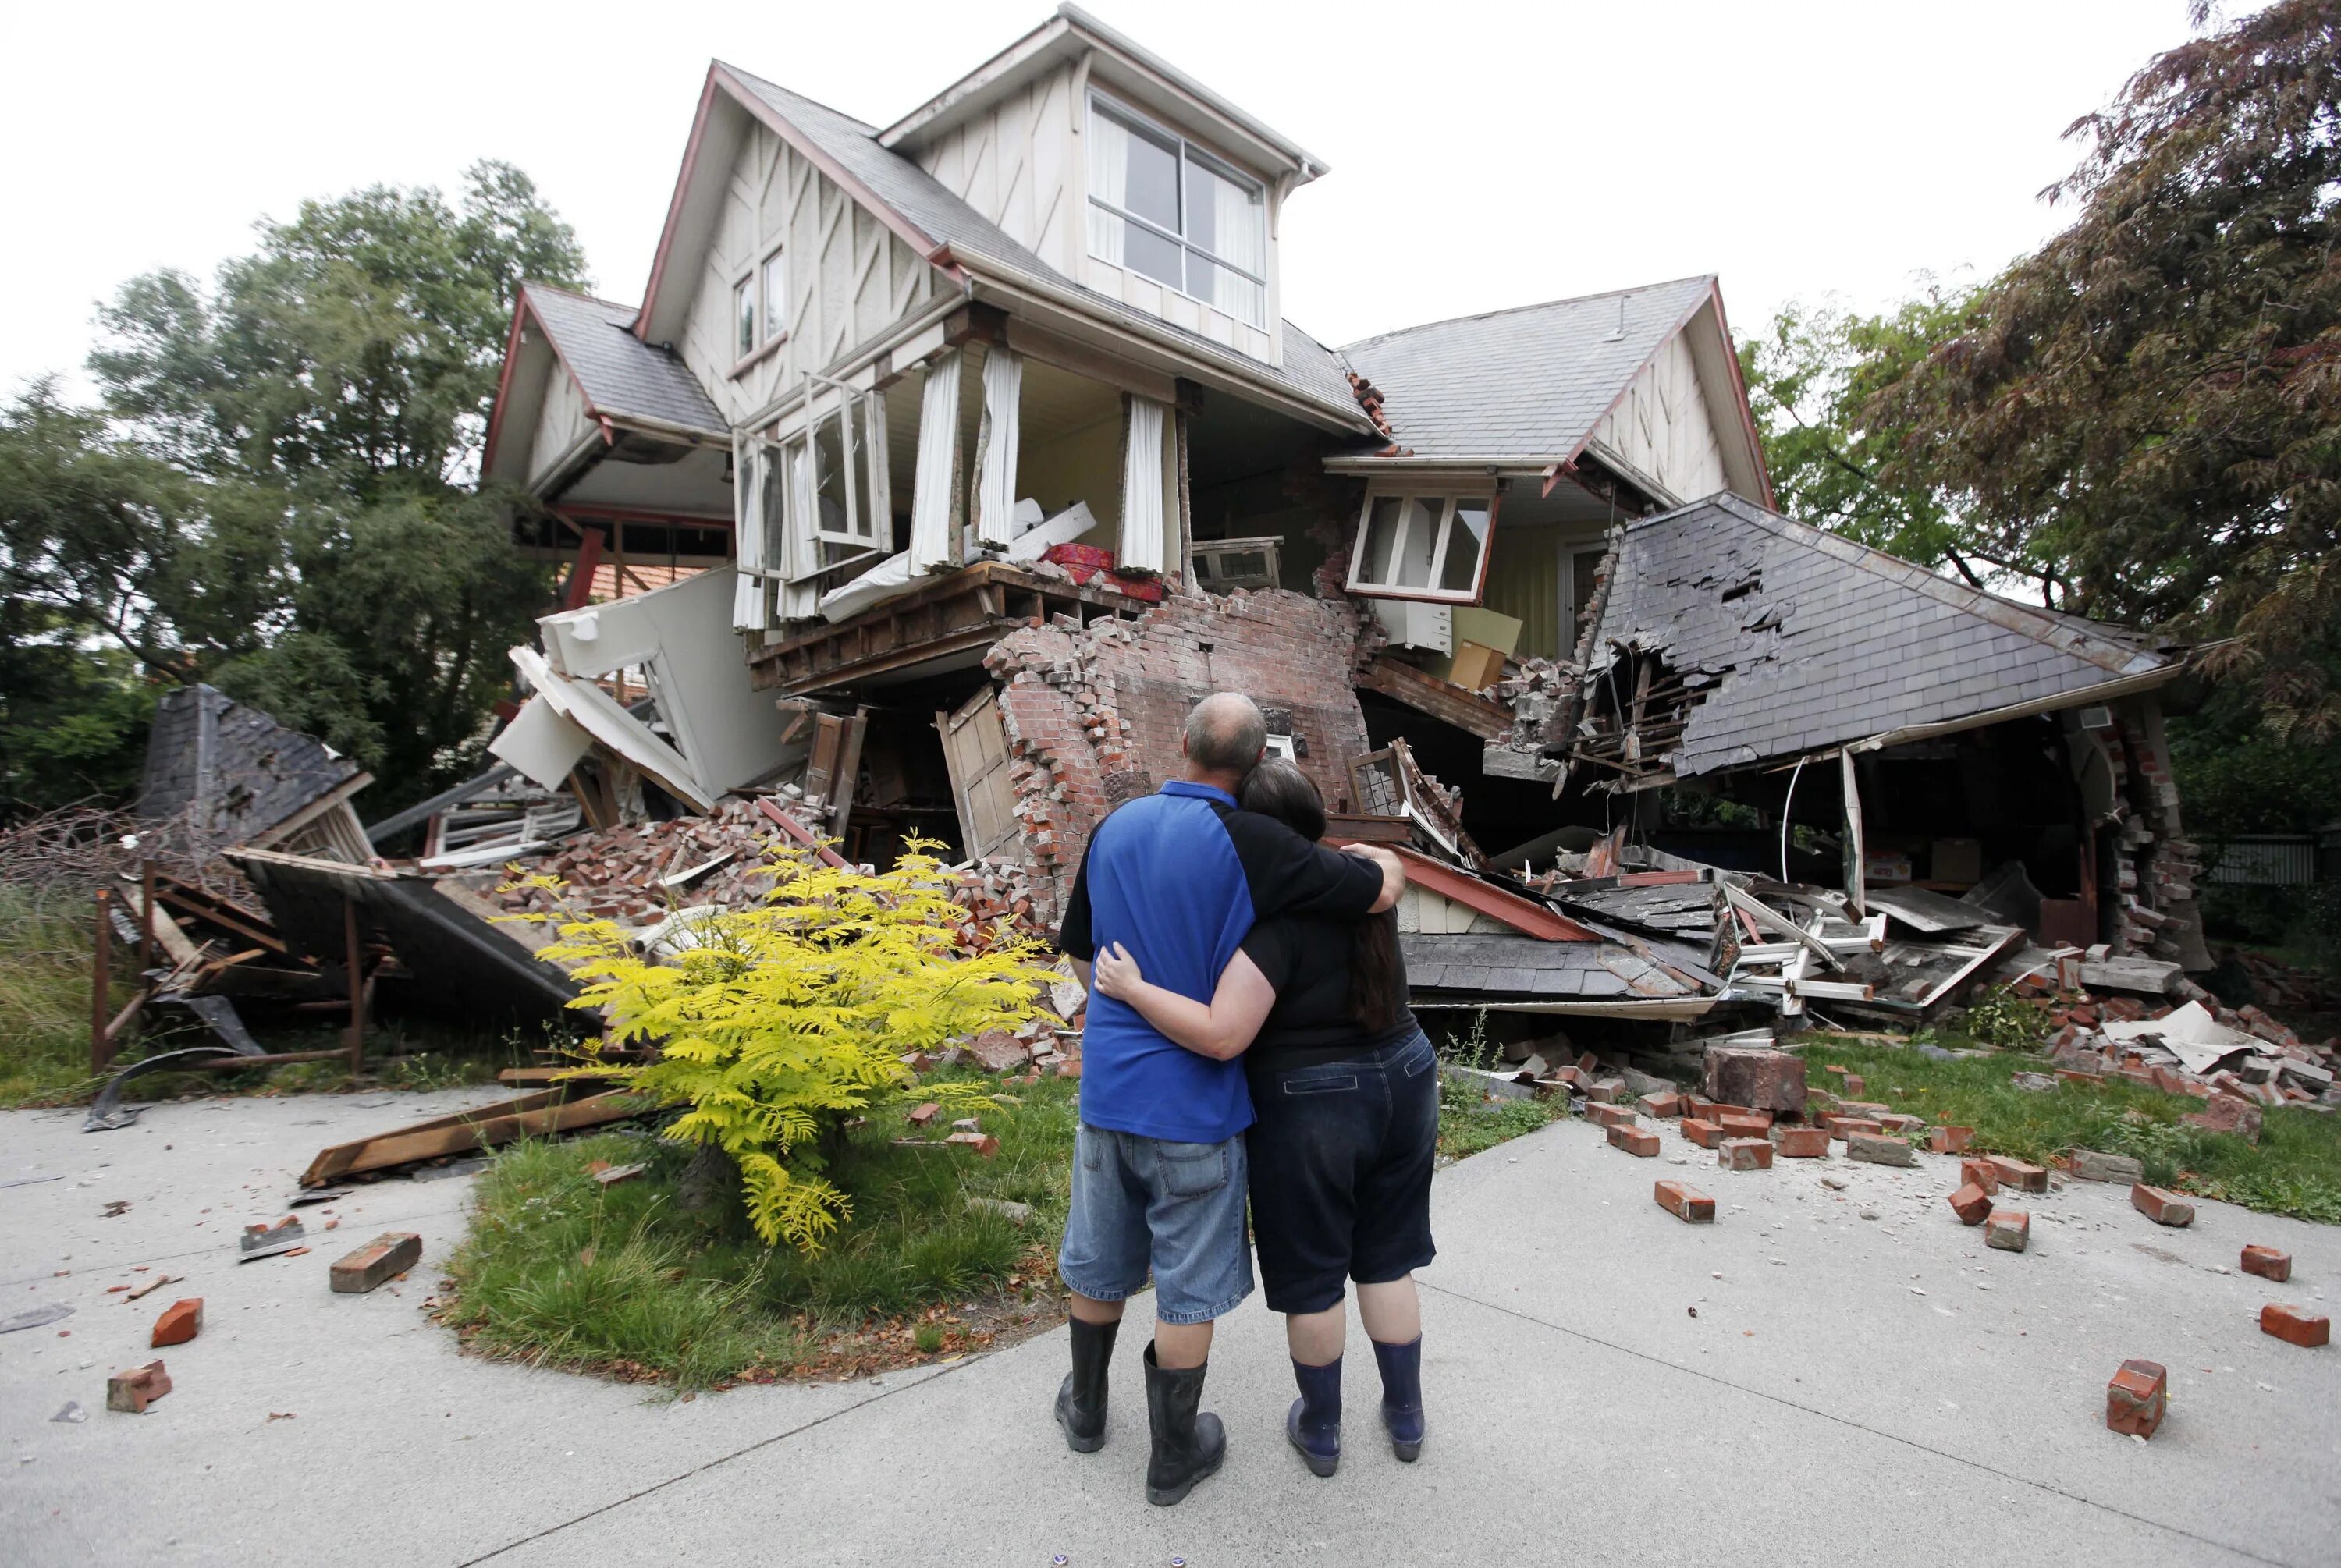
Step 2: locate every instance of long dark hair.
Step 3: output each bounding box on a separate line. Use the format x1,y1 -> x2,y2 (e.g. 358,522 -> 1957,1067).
1238,759 -> 1407,1034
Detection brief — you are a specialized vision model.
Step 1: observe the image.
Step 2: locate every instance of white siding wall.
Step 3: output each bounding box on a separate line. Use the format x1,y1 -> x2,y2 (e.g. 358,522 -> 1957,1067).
676,121 -> 942,430
912,62 -> 1081,279
1590,332 -> 1730,504
524,358 -> 592,490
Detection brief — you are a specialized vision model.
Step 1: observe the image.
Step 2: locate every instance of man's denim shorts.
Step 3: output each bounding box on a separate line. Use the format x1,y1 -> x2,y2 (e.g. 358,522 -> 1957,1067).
1057,1125 -> 1253,1325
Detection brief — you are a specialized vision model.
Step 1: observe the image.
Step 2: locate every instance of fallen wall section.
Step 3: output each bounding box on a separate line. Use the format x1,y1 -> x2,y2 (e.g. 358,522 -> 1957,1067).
984,587 -> 1374,919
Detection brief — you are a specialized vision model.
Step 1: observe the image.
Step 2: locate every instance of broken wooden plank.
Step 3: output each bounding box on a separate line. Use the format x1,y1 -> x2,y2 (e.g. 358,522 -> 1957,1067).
299,1087 -> 645,1185
1360,655 -> 1513,741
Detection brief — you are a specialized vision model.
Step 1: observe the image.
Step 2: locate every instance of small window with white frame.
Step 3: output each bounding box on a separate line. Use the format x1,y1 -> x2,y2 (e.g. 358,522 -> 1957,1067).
759,248 -> 787,344
1086,94 -> 1267,328
1345,484 -> 1498,604
732,276 -> 755,360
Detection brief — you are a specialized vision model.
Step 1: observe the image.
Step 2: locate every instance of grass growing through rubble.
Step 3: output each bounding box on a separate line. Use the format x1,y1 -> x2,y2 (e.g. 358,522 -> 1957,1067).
1795,1038 -> 2341,1223
440,1068 -> 1081,1389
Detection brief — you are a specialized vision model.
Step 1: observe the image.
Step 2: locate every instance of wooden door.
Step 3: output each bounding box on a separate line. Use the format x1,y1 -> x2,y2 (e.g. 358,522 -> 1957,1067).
936,686 -> 1021,862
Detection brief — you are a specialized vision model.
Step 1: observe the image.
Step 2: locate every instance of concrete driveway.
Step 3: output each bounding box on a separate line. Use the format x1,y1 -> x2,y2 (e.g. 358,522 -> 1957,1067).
1,1091 -> 2332,1567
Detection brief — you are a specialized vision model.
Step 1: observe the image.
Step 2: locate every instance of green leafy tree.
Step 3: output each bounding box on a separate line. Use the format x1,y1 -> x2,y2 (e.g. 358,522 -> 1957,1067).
524,844 -> 1057,1252
1867,0 -> 2341,736
5,160 -> 591,815
1736,288 -> 2087,598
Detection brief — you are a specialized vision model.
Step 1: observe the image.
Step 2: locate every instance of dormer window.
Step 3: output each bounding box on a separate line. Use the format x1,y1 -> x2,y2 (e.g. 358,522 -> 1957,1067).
1087,95 -> 1266,328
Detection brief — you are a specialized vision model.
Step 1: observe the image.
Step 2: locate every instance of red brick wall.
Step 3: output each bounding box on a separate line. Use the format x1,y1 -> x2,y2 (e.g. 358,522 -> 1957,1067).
983,587 -> 1374,917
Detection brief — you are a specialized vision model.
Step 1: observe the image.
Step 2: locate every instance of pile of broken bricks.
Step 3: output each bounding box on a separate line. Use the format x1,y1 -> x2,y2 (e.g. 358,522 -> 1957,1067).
491,796 -> 827,924
1558,1042 -> 2331,1443
2022,980 -> 2338,1119
87,1227 -> 426,1421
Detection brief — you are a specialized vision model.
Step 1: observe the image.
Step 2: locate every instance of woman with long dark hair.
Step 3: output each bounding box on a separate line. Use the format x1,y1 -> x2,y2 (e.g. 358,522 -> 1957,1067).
1090,759 -> 1433,1478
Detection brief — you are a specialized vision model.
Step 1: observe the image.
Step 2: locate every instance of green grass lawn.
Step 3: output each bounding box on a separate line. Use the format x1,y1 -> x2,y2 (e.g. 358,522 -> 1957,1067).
439,1070 -> 1081,1389
1437,1073 -> 1568,1159
1794,1037 -> 2341,1223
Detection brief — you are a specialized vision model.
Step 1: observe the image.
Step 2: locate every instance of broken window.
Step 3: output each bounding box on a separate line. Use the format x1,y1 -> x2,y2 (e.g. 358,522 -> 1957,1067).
1346,487 -> 1497,604
1189,535 -> 1282,592
1087,95 -> 1267,327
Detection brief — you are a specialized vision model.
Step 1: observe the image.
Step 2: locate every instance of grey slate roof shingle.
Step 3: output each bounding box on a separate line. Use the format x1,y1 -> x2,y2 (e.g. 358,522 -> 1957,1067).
716,65 -> 1371,432
138,684 -> 361,845
1337,277 -> 1718,460
527,286 -> 726,437
1585,493 -> 2173,777
1402,933 -> 1635,998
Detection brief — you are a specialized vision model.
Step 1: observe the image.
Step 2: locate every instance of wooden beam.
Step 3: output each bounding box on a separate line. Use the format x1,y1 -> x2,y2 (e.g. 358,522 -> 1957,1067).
1359,655 -> 1513,742
300,1087 -> 648,1185
343,895 -> 365,1073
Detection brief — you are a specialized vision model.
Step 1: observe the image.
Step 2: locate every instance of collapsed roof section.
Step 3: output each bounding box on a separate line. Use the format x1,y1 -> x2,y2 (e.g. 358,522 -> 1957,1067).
137,685 -> 372,863
1568,494 -> 2183,784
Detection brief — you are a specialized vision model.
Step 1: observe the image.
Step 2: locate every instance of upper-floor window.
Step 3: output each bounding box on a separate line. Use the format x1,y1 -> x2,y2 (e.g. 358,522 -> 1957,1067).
1087,96 -> 1266,328
733,277 -> 755,359
1345,486 -> 1497,604
760,249 -> 787,344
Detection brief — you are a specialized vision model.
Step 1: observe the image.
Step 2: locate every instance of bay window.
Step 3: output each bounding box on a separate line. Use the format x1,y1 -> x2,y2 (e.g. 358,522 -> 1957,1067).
1345,485 -> 1498,604
1087,95 -> 1267,328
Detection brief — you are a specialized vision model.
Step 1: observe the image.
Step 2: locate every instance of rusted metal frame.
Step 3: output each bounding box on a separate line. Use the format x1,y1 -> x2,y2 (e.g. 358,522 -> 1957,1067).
91,889 -> 113,1073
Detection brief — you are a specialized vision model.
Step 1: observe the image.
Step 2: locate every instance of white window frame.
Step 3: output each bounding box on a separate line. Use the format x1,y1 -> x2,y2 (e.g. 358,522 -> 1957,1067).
758,247 -> 787,345
1085,92 -> 1268,328
740,392 -> 892,587
730,274 -> 756,360
1344,481 -> 1500,605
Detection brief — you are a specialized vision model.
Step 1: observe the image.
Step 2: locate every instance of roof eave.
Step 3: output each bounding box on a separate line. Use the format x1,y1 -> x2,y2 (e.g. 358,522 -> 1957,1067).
947,247 -> 1374,435
883,5 -> 1330,183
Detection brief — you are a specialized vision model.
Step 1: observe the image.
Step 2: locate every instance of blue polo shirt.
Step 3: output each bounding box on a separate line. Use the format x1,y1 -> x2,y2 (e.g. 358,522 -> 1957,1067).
1057,780 -> 1384,1144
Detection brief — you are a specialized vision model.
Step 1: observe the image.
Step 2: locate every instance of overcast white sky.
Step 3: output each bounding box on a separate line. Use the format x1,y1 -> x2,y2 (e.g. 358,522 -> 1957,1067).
3,0 -> 2220,401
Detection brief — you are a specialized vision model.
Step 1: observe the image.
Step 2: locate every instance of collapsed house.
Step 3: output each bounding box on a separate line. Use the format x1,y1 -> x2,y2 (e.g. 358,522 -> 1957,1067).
453,3 -> 2217,1026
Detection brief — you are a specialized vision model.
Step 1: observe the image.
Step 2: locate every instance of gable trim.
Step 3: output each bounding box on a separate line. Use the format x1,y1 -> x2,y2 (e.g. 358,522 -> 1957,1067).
636,66 -> 966,346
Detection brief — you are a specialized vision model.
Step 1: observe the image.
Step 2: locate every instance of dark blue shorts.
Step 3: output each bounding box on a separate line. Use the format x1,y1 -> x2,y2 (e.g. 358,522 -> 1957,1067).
1245,1027 -> 1440,1314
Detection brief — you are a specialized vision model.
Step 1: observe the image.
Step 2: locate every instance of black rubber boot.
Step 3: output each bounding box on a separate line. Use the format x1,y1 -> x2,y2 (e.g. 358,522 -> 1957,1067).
1372,1336 -> 1425,1461
1142,1342 -> 1226,1506
1053,1314 -> 1118,1453
1285,1355 -> 1342,1478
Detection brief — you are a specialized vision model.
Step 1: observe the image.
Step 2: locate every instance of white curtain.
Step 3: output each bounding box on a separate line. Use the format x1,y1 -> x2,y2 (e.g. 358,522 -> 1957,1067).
1087,108 -> 1128,264
1212,175 -> 1264,323
775,436 -> 820,619
909,351 -> 961,573
730,436 -> 767,630
974,349 -> 1022,548
1120,396 -> 1168,575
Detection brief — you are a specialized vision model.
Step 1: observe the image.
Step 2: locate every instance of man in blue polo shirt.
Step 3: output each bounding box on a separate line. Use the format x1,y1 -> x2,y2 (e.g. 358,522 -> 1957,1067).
1052,692 -> 1401,1506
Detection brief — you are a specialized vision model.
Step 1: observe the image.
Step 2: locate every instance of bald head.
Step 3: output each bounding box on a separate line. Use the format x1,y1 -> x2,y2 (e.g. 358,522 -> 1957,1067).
1183,692 -> 1266,785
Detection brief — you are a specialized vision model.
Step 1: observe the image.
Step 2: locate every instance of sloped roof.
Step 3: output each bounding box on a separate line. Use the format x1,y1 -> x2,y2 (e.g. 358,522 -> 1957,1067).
1339,276 -> 1718,460
705,65 -> 1373,432
138,685 -> 364,846
526,286 -> 725,437
1586,493 -> 2174,776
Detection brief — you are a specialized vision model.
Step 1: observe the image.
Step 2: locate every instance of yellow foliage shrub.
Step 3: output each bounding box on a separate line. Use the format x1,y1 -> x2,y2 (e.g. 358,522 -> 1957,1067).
513,840 -> 1056,1251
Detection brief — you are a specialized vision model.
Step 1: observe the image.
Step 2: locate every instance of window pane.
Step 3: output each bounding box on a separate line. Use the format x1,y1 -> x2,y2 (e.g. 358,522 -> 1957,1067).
1391,496 -> 1441,588
1183,153 -> 1264,275
1185,251 -> 1265,328
1438,499 -> 1492,594
1358,495 -> 1405,585
760,253 -> 786,342
812,411 -> 847,538
1095,105 -> 1180,232
734,280 -> 755,358
845,398 -> 875,541
1096,211 -> 1182,291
